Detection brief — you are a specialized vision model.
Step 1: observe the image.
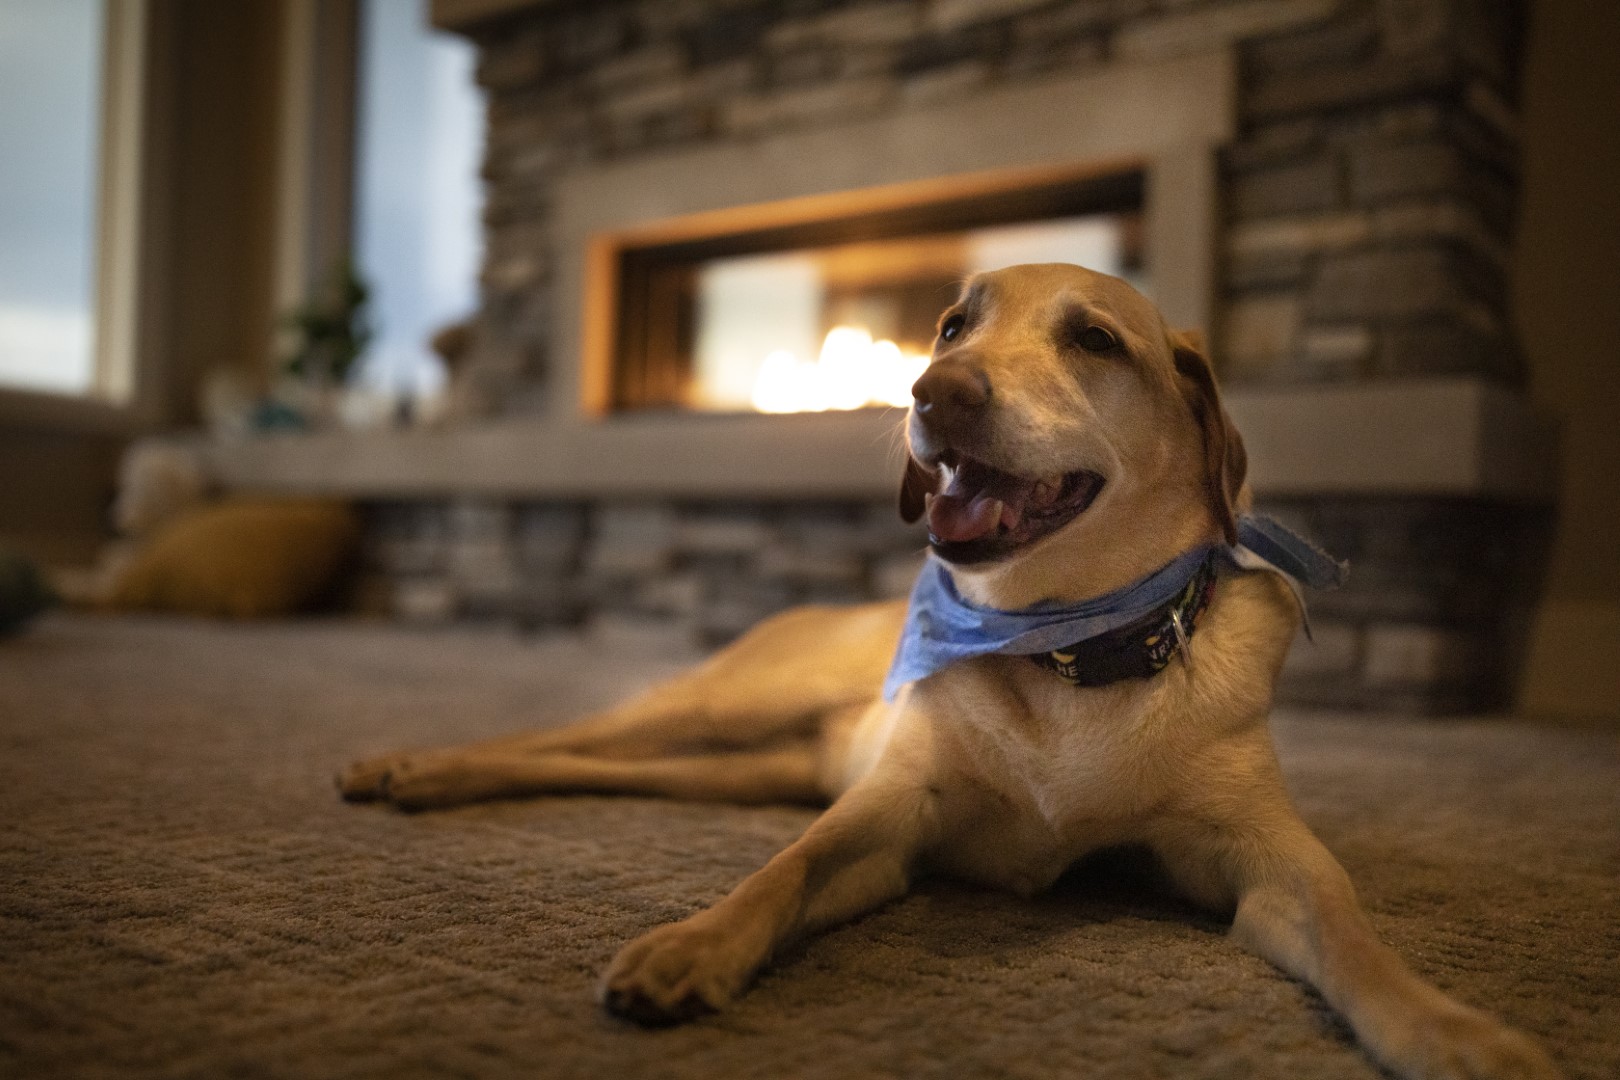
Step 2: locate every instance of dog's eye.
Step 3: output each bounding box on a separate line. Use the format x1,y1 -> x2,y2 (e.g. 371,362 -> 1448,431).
940,314 -> 966,343
1077,326 -> 1119,352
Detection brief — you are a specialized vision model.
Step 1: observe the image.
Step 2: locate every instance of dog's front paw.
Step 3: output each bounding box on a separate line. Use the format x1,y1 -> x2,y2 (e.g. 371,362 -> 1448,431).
1389,1004 -> 1562,1080
598,917 -> 756,1026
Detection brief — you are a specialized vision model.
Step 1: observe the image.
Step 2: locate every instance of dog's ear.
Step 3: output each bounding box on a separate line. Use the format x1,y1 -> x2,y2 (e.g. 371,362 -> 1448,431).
898,458 -> 936,524
1171,329 -> 1247,546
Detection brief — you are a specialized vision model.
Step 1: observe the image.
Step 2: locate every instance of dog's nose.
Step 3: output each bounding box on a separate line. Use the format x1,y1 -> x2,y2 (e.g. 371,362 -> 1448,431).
912,362 -> 990,434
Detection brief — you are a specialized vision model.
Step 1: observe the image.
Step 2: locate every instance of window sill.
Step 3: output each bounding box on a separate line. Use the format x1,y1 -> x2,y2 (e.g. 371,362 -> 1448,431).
0,386 -> 151,436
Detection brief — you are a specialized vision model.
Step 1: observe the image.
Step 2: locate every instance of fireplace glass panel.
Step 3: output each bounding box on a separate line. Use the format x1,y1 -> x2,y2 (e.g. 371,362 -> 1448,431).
609,172 -> 1145,414
693,214 -> 1143,412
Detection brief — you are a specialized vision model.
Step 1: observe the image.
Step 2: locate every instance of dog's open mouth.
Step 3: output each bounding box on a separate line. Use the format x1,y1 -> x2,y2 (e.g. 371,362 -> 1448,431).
923,451 -> 1105,564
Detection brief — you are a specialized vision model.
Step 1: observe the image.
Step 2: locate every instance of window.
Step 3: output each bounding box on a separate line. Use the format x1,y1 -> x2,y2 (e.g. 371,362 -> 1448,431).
0,0 -> 108,397
350,0 -> 484,406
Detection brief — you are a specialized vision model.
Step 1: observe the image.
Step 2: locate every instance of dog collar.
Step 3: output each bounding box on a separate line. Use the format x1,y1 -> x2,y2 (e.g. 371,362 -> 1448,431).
882,514 -> 1344,700
1026,553 -> 1218,687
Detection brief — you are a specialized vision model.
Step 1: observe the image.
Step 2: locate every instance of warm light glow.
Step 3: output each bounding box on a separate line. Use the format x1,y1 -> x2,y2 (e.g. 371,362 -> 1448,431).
750,326 -> 929,414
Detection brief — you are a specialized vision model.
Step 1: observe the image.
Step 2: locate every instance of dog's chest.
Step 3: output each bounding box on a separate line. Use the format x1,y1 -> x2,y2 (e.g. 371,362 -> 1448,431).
923,670 -> 1179,893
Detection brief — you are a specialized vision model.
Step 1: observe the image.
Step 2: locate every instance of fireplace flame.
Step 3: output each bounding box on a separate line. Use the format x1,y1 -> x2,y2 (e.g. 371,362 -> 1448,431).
750,326 -> 929,414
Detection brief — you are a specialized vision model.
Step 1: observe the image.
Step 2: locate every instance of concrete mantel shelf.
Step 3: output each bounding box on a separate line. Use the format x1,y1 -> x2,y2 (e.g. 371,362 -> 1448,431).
201,378 -> 1556,504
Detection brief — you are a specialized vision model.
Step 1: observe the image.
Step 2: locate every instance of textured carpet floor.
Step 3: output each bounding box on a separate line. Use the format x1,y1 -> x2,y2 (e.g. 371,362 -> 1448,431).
0,613 -> 1615,1080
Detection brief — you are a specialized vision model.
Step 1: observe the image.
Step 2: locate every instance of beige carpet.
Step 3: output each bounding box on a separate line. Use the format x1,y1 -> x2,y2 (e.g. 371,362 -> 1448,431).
1,613 -> 1615,1080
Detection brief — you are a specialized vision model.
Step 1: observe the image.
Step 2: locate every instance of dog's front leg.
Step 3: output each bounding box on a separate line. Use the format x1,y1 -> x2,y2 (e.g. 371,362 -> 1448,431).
1164,817 -> 1561,1080
599,767 -> 938,1025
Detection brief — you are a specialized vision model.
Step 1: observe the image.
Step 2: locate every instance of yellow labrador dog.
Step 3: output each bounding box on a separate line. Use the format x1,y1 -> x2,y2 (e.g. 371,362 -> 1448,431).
340,264 -> 1558,1080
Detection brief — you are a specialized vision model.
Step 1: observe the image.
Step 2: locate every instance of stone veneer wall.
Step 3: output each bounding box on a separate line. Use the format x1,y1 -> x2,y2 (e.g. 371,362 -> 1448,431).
361,0 -> 1544,712
362,497 -> 928,642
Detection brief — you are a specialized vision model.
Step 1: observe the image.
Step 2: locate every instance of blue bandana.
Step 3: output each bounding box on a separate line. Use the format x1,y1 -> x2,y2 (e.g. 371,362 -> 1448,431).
883,514 -> 1345,700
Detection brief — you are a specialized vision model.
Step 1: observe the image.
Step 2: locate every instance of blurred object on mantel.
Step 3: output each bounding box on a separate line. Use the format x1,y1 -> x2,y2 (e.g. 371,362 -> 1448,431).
427,313 -> 546,424
425,317 -> 483,425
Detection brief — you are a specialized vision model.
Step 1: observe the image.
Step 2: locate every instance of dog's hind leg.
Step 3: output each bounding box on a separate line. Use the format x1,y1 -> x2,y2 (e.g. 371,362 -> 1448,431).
375,743 -> 829,811
338,601 -> 904,802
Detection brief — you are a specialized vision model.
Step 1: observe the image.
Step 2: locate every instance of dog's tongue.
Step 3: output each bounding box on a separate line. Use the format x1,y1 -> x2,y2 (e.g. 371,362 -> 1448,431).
925,462 -> 1032,543
926,490 -> 1003,543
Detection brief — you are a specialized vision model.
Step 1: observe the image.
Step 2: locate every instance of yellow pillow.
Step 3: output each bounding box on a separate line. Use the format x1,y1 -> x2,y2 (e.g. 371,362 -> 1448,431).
105,498 -> 360,618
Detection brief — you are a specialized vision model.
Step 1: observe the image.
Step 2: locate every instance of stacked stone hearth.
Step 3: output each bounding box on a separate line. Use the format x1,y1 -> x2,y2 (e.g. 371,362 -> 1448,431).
365,497 -> 928,644
358,0 -> 1543,713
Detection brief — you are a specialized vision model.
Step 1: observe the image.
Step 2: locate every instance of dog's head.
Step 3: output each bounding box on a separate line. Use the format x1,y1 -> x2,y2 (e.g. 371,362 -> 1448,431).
899,263 -> 1246,606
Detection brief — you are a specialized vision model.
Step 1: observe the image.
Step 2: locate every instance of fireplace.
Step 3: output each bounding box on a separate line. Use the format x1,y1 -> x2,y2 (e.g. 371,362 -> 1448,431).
552,50 -> 1230,452
205,0 -> 1555,711
606,170 -> 1145,414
